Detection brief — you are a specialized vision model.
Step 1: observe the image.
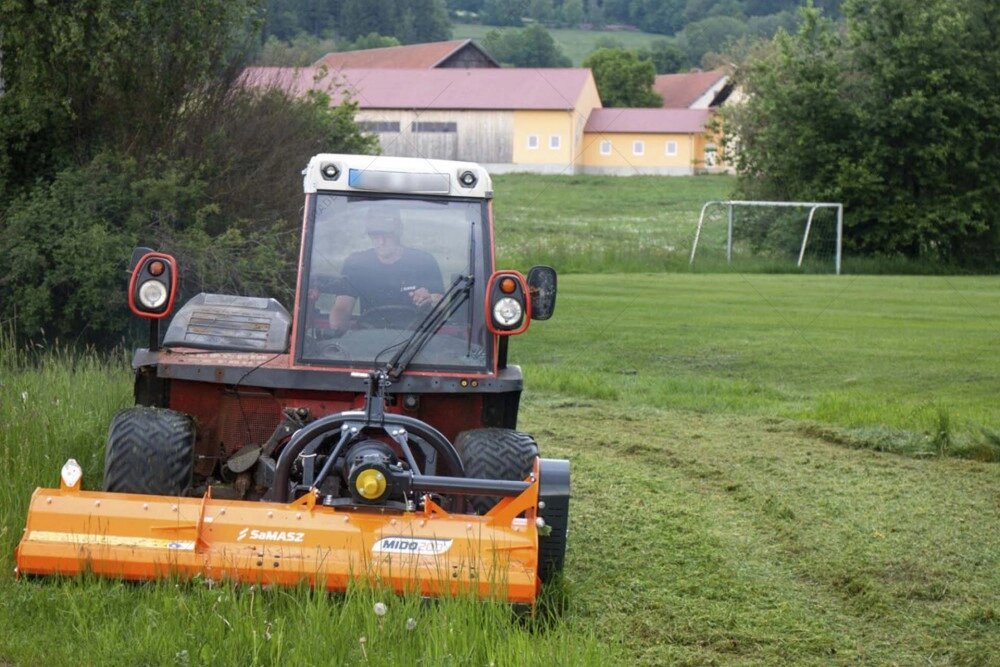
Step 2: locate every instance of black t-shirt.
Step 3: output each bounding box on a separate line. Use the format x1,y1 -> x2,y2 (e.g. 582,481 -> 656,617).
341,247 -> 444,313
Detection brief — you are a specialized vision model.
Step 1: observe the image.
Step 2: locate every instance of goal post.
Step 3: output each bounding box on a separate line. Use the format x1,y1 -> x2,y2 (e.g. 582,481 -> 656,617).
690,200 -> 844,275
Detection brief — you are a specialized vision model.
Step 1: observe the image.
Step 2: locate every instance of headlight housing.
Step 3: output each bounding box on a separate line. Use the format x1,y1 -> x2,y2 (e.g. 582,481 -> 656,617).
128,250 -> 178,319
486,271 -> 530,335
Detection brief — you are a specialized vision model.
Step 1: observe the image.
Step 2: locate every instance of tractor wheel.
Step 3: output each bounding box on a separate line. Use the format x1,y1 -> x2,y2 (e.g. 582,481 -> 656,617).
103,407 -> 195,495
454,428 -> 538,516
455,429 -> 568,584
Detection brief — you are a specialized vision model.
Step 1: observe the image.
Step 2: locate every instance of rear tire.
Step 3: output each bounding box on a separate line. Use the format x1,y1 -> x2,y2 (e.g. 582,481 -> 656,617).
103,407 -> 194,495
454,428 -> 537,515
455,429 -> 569,584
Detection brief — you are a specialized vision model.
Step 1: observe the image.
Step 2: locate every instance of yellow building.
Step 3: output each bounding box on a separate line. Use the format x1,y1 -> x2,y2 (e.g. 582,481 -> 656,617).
581,108 -> 722,175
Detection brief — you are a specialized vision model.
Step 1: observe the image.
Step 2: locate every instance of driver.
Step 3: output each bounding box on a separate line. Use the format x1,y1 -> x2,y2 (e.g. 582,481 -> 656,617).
329,210 -> 444,333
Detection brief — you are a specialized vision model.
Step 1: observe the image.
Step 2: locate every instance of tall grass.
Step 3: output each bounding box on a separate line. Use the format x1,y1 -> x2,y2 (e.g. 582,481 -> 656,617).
0,336 -> 611,666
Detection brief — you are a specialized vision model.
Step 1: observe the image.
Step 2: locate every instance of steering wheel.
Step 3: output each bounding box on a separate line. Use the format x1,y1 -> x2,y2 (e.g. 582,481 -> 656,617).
356,305 -> 420,329
317,340 -> 344,356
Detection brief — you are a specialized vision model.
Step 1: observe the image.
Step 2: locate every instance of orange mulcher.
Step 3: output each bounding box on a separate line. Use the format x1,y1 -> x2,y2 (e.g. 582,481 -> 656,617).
16,154 -> 569,605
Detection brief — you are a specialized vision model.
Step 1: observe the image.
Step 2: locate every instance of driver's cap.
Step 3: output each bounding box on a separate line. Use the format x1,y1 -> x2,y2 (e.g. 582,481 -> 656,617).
365,211 -> 402,236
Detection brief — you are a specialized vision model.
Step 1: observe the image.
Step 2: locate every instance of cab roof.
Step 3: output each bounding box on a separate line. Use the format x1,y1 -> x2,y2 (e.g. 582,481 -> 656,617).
303,154 -> 493,199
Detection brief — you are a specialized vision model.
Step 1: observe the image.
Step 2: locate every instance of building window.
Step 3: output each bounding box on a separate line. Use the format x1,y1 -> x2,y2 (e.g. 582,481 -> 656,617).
549,135 -> 561,150
665,140 -> 678,156
527,135 -> 539,150
411,121 -> 457,133
358,121 -> 400,133
599,140 -> 611,156
633,141 -> 645,156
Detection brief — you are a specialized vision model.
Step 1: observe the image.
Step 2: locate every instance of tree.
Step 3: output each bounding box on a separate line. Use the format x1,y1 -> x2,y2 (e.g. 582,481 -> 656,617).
346,33 -> 402,51
560,0 -> 584,27
481,25 -> 572,67
841,0 -> 999,262
396,0 -> 452,44
679,15 -> 748,65
528,0 -> 555,23
581,48 -> 663,107
725,1 -> 1000,265
0,0 -> 262,200
480,0 -> 527,26
639,39 -> 689,74
0,1 -> 379,345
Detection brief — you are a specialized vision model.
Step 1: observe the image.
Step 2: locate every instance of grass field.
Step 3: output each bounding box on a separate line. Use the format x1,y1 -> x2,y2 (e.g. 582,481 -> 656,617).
1,174 -> 998,664
452,23 -> 668,65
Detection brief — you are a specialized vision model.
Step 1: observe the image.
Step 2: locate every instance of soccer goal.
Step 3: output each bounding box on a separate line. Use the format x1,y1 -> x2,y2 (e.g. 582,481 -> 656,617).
689,200 -> 844,274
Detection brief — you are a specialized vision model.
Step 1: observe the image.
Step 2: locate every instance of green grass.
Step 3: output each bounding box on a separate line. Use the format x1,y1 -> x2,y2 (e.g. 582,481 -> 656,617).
2,270 -> 998,664
453,23 -> 669,66
2,173 -> 998,664
0,343 -> 610,666
518,273 -> 1000,459
491,173 -> 993,276
493,173 -> 738,273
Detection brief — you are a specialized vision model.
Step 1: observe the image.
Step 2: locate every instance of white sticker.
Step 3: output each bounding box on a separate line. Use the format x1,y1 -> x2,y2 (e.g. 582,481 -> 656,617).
372,537 -> 453,556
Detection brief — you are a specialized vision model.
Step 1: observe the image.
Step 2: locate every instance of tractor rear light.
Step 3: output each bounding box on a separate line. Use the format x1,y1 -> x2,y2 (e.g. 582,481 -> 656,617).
138,280 -> 168,309
493,298 -> 522,327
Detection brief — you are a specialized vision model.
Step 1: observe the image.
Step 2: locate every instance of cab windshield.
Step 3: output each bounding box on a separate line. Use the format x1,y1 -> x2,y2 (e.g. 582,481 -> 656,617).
297,193 -> 490,372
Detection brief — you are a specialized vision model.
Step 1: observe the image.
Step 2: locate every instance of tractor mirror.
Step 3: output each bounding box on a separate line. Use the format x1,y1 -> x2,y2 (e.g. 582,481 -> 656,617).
527,266 -> 557,321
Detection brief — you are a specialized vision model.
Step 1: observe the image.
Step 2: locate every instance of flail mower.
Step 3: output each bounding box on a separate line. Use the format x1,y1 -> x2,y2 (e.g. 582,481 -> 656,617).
15,154 -> 569,604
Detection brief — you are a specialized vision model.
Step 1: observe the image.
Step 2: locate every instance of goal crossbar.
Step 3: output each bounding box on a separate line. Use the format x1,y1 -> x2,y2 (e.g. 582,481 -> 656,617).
689,200 -> 844,274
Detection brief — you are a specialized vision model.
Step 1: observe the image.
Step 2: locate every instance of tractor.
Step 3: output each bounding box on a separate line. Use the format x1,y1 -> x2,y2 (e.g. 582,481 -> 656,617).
16,154 -> 569,604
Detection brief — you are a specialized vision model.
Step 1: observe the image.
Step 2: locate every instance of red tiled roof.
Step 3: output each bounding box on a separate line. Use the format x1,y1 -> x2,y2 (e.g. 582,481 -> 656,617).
313,39 -> 496,69
584,108 -> 712,134
652,69 -> 728,108
242,67 -> 595,111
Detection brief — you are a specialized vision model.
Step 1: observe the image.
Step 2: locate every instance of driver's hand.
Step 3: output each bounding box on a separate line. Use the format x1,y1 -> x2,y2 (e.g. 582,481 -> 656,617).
411,288 -> 442,307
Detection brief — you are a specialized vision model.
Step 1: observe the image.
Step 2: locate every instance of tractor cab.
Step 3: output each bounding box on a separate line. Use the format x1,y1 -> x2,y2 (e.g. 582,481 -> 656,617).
297,169 -> 490,373
292,155 -> 554,377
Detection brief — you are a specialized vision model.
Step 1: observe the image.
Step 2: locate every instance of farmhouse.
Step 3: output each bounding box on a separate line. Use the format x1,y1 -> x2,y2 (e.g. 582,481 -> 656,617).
242,57 -> 725,175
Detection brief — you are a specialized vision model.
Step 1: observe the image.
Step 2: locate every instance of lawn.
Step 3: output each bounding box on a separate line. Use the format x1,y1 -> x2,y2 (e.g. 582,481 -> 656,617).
452,23 -> 668,66
1,173 -> 998,665
2,267 -> 998,664
493,172 -> 739,273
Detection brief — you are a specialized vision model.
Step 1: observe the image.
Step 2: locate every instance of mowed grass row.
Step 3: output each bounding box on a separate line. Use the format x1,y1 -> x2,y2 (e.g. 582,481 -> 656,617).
523,399 -> 1000,665
518,273 -> 1000,458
